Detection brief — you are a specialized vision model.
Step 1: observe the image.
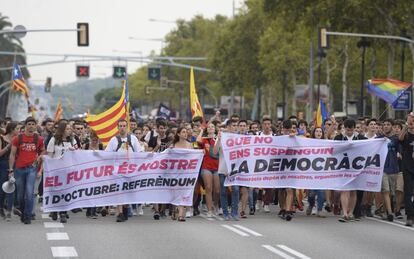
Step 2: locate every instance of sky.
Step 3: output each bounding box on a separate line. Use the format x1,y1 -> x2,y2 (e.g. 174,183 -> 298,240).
2,0 -> 244,85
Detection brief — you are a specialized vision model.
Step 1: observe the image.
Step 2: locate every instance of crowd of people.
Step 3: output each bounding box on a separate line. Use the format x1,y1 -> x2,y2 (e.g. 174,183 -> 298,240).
0,111 -> 413,227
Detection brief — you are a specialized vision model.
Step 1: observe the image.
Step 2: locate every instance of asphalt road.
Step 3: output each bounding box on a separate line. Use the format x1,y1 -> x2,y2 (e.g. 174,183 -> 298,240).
1,203 -> 413,259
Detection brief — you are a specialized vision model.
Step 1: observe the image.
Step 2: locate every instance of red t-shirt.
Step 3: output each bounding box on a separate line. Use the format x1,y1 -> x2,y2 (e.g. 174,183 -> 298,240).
200,138 -> 219,171
12,134 -> 44,169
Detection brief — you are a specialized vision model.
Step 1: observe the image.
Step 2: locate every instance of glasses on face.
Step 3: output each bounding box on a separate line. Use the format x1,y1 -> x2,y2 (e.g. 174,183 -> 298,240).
75,127 -> 83,130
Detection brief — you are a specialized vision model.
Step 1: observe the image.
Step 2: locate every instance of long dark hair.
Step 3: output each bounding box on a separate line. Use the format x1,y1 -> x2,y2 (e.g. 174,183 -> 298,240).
311,127 -> 325,139
54,121 -> 68,146
173,127 -> 186,145
5,122 -> 18,135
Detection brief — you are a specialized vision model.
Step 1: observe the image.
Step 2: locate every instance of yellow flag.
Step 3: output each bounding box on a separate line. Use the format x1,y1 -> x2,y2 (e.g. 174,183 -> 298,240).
54,101 -> 63,122
190,67 -> 204,119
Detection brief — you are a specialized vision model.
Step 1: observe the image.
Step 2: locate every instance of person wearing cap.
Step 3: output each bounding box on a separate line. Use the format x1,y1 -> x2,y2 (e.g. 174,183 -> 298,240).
8,117 -> 45,224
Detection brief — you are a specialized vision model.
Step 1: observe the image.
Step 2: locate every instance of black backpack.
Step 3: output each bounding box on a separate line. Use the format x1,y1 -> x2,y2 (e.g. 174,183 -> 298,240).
115,134 -> 135,152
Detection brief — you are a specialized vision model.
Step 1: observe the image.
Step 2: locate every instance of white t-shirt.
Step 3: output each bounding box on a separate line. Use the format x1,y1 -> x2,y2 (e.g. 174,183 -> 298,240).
105,134 -> 144,153
47,137 -> 75,158
218,147 -> 228,175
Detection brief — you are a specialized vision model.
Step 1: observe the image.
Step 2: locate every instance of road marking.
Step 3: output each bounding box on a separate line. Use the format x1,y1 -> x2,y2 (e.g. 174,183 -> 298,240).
44,222 -> 64,228
47,232 -> 69,241
233,225 -> 263,236
373,215 -> 406,226
277,245 -> 312,259
42,213 -> 51,219
199,213 -> 214,221
221,224 -> 249,237
50,247 -> 78,257
367,217 -> 414,231
262,245 -> 295,259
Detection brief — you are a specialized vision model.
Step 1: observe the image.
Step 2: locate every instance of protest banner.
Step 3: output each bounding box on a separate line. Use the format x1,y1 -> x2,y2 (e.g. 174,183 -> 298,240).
42,149 -> 203,212
220,133 -> 389,191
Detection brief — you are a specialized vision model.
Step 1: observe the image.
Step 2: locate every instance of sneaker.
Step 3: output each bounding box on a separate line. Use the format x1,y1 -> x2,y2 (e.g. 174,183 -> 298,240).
365,205 -> 373,217
223,215 -> 230,221
333,204 -> 341,215
185,211 -> 192,218
5,212 -> 11,222
324,204 -> 332,213
338,216 -> 348,223
249,207 -> 255,215
264,205 -> 270,213
231,215 -> 239,221
0,208 -> 5,219
387,214 -> 394,222
132,209 -> 138,216
311,207 -> 317,215
201,204 -> 208,212
24,218 -> 31,224
255,203 -> 260,211
240,211 -> 247,219
348,215 -> 356,222
317,211 -> 326,218
138,206 -> 144,216
91,213 -> 98,219
218,208 -> 223,216
406,218 -> 413,227
31,213 -> 36,220
285,212 -> 293,221
278,209 -> 286,216
101,208 -> 108,217
51,212 -> 58,221
153,212 -> 160,220
193,207 -> 200,216
116,213 -> 125,222
109,207 -> 116,216
306,206 -> 312,216
13,208 -> 22,217
395,211 -> 403,219
60,216 -> 67,223
206,211 -> 214,218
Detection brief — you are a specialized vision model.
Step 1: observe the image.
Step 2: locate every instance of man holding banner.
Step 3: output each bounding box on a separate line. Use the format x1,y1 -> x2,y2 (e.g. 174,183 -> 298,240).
105,119 -> 143,222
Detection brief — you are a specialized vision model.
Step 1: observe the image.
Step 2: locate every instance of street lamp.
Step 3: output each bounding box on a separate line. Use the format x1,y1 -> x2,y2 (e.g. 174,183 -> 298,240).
148,18 -> 176,24
317,48 -> 326,102
357,38 -> 371,117
128,37 -> 165,54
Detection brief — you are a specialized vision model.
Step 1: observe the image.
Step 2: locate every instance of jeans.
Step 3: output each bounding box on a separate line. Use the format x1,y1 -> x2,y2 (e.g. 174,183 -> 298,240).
219,174 -> 239,217
403,171 -> 414,218
248,189 -> 257,209
14,166 -> 37,219
308,190 -> 325,211
0,160 -> 14,211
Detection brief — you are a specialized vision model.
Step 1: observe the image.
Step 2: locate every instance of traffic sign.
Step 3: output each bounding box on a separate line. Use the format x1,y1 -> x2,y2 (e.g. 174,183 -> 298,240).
76,65 -> 90,78
393,89 -> 412,110
148,67 -> 161,80
113,66 -> 126,78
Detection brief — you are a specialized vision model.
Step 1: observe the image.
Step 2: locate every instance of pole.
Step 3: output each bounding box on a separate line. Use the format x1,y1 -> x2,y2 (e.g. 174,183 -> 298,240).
401,41 -> 405,81
6,48 -> 17,117
282,71 -> 287,119
317,54 -> 322,103
360,45 -> 366,117
308,44 -> 314,122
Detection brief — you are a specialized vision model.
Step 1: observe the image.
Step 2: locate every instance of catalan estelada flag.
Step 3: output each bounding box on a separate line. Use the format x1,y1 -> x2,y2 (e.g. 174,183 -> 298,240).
12,63 -> 29,99
316,99 -> 328,128
190,67 -> 204,120
85,81 -> 128,146
54,101 -> 63,122
366,78 -> 412,105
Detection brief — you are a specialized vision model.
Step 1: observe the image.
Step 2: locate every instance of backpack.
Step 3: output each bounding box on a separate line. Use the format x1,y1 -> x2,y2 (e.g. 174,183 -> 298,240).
16,133 -> 40,158
116,134 -> 135,152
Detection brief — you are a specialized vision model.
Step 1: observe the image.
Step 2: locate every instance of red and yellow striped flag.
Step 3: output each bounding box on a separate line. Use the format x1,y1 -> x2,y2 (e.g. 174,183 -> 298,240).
85,83 -> 127,146
190,67 -> 204,120
54,101 -> 63,122
12,63 -> 29,99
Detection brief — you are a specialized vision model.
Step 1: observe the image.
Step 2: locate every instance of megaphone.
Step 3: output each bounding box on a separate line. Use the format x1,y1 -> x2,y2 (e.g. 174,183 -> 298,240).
2,177 -> 16,194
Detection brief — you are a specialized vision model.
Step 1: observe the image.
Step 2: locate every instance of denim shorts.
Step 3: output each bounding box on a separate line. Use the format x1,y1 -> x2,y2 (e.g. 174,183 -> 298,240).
201,169 -> 218,176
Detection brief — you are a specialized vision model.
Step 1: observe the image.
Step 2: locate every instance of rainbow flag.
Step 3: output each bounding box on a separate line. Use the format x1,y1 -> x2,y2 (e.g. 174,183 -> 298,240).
316,99 -> 328,128
366,79 -> 412,105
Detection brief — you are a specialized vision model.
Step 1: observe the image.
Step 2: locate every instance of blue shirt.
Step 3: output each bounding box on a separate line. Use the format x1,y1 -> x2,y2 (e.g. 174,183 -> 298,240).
380,134 -> 399,174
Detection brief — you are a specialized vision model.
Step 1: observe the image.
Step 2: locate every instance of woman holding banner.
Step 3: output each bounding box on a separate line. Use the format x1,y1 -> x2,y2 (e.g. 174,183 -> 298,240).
46,121 -> 76,223
197,122 -> 219,218
171,127 -> 194,221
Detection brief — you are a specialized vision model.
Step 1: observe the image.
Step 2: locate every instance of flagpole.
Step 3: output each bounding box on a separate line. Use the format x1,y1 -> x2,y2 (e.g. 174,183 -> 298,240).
6,47 -> 17,117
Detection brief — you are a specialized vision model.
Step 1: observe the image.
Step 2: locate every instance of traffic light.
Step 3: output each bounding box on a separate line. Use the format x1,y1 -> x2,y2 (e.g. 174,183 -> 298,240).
318,27 -> 330,49
76,65 -> 90,78
44,77 -> 52,92
77,23 -> 89,47
113,66 -> 127,79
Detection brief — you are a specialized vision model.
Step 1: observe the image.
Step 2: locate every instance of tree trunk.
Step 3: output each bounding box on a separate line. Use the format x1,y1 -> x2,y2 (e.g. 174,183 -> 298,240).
342,43 -> 349,114
291,71 -> 297,116
370,47 -> 378,118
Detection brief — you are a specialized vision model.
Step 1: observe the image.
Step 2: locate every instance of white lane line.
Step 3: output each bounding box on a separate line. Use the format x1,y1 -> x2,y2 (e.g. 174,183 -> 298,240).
373,215 -> 406,226
277,245 -> 312,259
199,214 -> 214,221
51,247 -> 78,257
221,224 -> 249,237
262,245 -> 295,259
44,222 -> 64,228
366,217 -> 414,231
47,232 -> 70,241
233,225 -> 263,236
42,213 -> 51,219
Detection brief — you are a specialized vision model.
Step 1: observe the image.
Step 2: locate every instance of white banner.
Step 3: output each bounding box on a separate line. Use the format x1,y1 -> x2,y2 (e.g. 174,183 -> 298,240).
221,133 -> 389,191
42,149 -> 203,212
